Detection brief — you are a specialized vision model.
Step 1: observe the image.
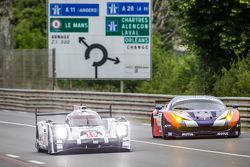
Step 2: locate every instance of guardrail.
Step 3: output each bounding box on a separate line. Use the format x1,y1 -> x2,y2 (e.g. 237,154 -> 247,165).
0,88 -> 249,129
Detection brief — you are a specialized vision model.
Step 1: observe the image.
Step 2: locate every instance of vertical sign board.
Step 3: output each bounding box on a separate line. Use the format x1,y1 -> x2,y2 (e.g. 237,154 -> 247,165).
48,0 -> 151,79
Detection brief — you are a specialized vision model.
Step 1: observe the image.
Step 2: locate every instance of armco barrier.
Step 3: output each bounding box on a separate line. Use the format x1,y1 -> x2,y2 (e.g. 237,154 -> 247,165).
0,88 -> 249,129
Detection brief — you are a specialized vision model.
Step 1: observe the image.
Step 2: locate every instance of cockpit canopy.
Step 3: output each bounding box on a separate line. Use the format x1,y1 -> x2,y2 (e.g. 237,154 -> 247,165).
66,111 -> 102,127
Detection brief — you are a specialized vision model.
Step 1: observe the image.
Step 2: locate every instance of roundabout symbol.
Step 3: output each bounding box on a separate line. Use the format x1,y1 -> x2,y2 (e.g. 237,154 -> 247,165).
79,37 -> 120,79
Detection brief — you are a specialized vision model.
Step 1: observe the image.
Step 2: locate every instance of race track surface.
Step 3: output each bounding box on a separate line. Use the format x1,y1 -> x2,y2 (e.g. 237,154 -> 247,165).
0,110 -> 249,167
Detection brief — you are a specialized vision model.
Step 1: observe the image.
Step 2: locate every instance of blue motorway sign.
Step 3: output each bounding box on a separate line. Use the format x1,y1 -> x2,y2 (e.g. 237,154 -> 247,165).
107,2 -> 149,15
50,4 -> 99,16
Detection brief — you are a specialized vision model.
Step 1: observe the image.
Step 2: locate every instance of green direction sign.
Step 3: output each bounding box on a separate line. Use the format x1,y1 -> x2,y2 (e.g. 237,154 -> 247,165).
50,18 -> 88,32
106,17 -> 149,36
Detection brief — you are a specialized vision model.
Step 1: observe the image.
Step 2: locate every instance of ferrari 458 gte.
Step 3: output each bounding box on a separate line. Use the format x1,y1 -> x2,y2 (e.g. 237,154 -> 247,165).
151,96 -> 241,139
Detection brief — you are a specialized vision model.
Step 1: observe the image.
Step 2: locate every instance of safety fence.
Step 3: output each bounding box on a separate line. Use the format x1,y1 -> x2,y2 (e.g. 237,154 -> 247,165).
0,88 -> 249,129
0,49 -> 53,90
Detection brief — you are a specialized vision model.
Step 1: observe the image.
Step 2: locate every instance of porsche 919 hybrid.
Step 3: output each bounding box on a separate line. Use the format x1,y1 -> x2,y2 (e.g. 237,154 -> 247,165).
35,105 -> 130,154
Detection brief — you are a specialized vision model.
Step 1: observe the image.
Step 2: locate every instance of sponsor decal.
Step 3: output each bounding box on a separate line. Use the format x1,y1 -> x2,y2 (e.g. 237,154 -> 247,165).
93,140 -> 99,144
195,112 -> 212,120
182,133 -> 194,137
167,132 -> 172,136
217,132 -> 228,136
164,124 -> 172,128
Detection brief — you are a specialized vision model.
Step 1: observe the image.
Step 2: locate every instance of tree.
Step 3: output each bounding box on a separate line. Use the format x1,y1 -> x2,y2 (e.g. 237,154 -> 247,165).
213,53 -> 250,96
169,0 -> 250,72
153,0 -> 183,50
0,0 -> 13,49
13,0 -> 46,48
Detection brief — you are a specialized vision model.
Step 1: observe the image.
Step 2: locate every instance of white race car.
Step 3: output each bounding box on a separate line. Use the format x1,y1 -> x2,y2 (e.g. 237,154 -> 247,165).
35,105 -> 131,154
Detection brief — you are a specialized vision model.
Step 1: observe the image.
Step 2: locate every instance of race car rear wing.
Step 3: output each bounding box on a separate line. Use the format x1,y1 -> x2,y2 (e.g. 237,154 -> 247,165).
35,104 -> 114,125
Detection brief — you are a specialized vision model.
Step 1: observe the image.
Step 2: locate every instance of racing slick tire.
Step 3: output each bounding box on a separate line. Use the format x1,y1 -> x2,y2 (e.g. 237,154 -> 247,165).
233,121 -> 241,138
36,138 -> 43,152
151,115 -> 157,138
48,140 -> 52,154
47,129 -> 53,155
161,116 -> 167,140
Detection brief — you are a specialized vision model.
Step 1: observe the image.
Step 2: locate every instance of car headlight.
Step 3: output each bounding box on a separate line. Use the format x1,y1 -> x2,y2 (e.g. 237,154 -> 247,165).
54,126 -> 68,140
171,112 -> 187,123
116,124 -> 128,138
219,111 -> 234,121
226,111 -> 234,121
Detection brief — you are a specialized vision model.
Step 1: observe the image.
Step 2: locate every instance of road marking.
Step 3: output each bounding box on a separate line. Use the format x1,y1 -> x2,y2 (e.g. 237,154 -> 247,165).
1,119 -> 249,159
0,120 -> 35,128
5,154 -> 20,158
142,123 -> 150,126
131,139 -> 250,158
5,154 -> 45,165
28,160 -> 46,165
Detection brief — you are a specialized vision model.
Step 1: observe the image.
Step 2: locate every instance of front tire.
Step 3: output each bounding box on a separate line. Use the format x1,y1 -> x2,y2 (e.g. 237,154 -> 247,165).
234,121 -> 241,138
161,116 -> 167,140
36,138 -> 42,152
47,129 -> 53,155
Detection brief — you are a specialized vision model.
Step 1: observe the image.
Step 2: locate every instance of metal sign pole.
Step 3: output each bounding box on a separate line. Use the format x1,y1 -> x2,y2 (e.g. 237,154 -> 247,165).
52,48 -> 56,90
120,80 -> 124,93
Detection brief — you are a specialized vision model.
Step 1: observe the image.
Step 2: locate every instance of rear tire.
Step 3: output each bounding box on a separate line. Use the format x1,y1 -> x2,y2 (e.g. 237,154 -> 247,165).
151,115 -> 157,138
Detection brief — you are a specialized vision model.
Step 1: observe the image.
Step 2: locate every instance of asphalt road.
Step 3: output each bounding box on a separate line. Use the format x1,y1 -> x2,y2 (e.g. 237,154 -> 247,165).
0,110 -> 250,167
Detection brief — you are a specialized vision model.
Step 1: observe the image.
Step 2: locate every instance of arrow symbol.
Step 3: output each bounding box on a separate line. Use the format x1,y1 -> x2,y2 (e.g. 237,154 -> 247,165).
78,37 -> 121,78
79,37 -> 89,47
107,57 -> 120,64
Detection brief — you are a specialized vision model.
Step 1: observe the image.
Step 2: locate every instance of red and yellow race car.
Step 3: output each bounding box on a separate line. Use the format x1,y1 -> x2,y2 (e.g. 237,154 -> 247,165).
151,96 -> 241,139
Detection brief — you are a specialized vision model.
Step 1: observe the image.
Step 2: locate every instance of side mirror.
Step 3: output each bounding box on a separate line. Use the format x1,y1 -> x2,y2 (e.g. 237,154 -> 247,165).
155,105 -> 163,111
232,104 -> 239,109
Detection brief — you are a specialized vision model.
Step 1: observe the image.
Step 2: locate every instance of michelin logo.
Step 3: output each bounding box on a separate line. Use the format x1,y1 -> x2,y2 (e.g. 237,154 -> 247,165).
217,132 -> 228,136
182,133 -> 194,137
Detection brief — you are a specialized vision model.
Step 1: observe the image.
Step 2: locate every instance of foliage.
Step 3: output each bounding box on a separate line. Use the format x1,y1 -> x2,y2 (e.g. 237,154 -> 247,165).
169,0 -> 250,72
152,0 -> 183,50
136,34 -> 198,94
57,80 -> 120,92
11,0 -> 250,96
13,0 -> 46,48
213,53 -> 250,96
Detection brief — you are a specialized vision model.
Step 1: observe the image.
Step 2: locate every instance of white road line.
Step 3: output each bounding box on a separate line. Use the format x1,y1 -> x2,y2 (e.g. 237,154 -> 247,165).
5,154 -> 20,158
131,139 -> 250,158
28,160 -> 46,165
1,120 -> 249,159
0,120 -> 35,128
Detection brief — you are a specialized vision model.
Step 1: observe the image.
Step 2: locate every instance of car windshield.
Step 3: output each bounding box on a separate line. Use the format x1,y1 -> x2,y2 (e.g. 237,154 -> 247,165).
68,113 -> 102,126
171,99 -> 226,111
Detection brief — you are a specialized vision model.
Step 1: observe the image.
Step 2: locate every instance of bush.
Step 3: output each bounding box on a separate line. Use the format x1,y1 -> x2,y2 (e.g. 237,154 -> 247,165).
213,54 -> 250,96
136,34 -> 198,94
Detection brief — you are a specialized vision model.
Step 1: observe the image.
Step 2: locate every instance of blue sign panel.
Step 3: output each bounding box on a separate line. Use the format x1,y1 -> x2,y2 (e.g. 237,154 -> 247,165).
50,4 -> 99,16
107,2 -> 149,15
